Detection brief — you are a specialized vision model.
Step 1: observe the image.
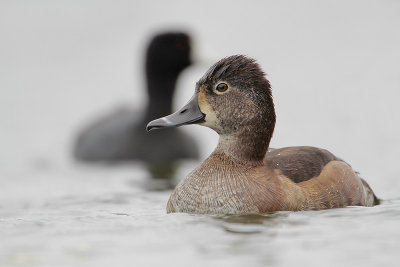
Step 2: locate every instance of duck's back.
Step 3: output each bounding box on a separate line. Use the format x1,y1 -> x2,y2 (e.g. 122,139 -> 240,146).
265,146 -> 340,183
264,146 -> 379,207
74,107 -> 199,162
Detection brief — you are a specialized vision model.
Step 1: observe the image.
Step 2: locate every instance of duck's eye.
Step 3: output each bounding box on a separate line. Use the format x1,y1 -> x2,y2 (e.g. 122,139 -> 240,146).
216,83 -> 228,93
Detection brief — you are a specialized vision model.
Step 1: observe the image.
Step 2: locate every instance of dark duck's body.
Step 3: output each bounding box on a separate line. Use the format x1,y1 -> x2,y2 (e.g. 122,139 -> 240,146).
147,55 -> 378,214
73,33 -> 199,177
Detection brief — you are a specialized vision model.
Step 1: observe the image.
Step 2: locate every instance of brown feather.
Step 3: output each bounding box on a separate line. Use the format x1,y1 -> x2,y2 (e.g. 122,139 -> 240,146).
265,146 -> 340,183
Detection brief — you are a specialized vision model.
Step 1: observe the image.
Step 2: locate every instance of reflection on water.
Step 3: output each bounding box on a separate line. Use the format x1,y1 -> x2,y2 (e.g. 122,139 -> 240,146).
133,176 -> 178,191
213,213 -> 291,234
216,213 -> 288,225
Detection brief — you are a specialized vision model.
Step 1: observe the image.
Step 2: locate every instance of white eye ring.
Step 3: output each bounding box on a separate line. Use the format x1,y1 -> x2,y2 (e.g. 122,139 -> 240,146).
215,82 -> 229,94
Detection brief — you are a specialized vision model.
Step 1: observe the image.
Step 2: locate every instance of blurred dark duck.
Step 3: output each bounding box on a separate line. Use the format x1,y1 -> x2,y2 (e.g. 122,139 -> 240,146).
147,55 -> 379,214
74,32 -> 199,178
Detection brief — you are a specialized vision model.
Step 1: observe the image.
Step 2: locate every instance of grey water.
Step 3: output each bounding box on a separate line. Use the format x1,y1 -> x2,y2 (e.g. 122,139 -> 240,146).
1,163 -> 399,267
1,1 -> 400,266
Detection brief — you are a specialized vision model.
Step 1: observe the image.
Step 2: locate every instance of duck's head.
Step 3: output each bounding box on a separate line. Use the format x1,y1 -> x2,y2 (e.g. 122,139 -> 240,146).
147,55 -> 276,161
146,32 -> 191,81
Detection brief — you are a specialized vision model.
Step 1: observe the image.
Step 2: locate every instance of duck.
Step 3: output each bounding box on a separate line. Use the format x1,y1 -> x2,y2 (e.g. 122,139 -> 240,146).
73,32 -> 199,178
146,55 -> 379,214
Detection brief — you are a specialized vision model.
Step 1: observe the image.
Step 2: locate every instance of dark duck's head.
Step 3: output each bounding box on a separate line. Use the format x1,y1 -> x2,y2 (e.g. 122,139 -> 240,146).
147,55 -> 276,162
146,32 -> 191,77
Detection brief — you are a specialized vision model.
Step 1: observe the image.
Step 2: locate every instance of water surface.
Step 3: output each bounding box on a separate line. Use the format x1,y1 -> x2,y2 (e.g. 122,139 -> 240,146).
1,162 -> 399,267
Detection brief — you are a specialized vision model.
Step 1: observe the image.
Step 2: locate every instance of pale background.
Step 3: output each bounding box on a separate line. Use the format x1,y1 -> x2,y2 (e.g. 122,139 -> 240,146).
1,1 -> 399,266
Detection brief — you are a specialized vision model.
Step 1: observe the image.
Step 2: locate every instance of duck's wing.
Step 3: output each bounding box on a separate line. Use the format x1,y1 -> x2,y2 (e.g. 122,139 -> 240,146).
264,146 -> 341,183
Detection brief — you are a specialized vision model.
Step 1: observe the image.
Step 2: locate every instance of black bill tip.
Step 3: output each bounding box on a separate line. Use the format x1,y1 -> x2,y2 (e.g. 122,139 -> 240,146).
146,117 -> 174,132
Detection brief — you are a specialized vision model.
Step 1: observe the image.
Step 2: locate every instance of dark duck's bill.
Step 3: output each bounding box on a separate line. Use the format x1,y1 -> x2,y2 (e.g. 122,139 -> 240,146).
146,93 -> 205,131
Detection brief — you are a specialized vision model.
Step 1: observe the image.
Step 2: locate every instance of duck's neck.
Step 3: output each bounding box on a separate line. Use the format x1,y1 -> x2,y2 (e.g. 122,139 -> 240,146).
145,77 -> 177,121
213,129 -> 271,164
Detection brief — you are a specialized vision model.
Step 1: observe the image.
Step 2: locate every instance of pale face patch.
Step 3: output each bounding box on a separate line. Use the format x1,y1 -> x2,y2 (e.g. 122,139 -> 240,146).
197,88 -> 221,131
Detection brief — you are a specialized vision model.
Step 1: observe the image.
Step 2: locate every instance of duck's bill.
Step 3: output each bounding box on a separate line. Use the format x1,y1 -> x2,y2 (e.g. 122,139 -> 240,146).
146,93 -> 205,131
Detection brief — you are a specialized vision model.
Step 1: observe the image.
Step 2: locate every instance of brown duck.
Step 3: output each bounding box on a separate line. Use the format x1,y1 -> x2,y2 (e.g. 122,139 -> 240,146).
147,55 -> 379,214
